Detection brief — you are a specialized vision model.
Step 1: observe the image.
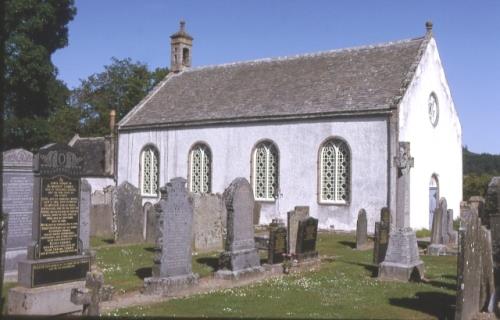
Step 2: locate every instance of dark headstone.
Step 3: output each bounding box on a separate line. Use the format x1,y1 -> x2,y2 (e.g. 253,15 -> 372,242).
287,206 -> 309,255
268,227 -> 287,264
90,187 -> 114,238
356,209 -> 368,250
114,181 -> 143,244
296,217 -> 319,260
373,208 -> 390,264
2,149 -> 34,278
216,178 -> 263,279
17,143 -> 91,288
143,178 -> 198,295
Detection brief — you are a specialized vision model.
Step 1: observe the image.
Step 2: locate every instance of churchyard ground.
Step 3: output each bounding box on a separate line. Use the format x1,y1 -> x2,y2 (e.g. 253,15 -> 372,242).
91,232 -> 456,319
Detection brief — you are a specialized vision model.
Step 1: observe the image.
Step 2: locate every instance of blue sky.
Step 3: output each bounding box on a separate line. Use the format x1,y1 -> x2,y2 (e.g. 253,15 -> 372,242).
52,0 -> 500,154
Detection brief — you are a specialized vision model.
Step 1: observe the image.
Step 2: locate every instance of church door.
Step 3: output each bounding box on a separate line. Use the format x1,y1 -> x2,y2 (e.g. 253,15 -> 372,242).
429,175 -> 439,229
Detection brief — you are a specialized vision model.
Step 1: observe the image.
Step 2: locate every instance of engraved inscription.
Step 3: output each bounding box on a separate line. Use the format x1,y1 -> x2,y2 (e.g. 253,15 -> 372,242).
32,258 -> 90,287
39,176 -> 80,258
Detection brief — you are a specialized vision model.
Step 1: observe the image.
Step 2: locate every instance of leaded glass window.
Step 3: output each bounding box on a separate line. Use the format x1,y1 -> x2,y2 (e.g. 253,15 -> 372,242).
189,144 -> 211,193
253,141 -> 279,201
141,146 -> 159,196
320,139 -> 350,203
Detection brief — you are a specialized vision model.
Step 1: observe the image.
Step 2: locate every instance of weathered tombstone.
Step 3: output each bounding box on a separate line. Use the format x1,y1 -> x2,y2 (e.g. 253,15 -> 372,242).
90,187 -> 114,238
455,202 -> 496,319
144,178 -> 198,295
356,209 -> 368,250
446,209 -> 457,244
144,202 -> 157,243
469,196 -> 486,226
373,208 -> 390,264
215,178 -> 263,279
9,144 -> 90,315
295,217 -> 319,260
80,179 -> 91,253
2,149 -> 34,280
428,199 -> 447,256
70,271 -> 114,316
287,206 -> 309,255
114,181 -> 143,244
192,193 -> 227,252
268,227 -> 287,265
379,142 -> 424,281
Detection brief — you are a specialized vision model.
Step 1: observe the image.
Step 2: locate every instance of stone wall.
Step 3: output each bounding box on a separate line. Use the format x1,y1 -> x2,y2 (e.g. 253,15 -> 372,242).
192,193 -> 227,253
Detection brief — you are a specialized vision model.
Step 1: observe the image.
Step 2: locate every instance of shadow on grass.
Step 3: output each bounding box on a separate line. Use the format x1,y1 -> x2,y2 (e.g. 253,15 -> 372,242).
442,274 -> 457,281
102,238 -> 115,244
143,247 -> 155,253
196,257 -> 219,271
339,241 -> 356,249
426,279 -> 457,291
135,267 -> 152,280
389,291 -> 455,319
343,260 -> 378,277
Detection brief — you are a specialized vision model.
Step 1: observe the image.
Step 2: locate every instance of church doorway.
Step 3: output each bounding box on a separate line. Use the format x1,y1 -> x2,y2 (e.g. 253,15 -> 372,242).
429,175 -> 439,229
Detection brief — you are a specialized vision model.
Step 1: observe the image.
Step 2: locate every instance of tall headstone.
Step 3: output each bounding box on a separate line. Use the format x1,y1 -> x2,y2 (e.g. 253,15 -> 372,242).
144,178 -> 198,296
356,209 -> 368,250
373,208 -> 390,264
287,206 -> 309,255
428,198 -> 447,256
80,179 -> 91,253
9,144 -> 90,315
295,217 -> 319,260
215,178 -> 263,279
2,149 -> 34,279
114,181 -> 143,244
379,142 -> 424,281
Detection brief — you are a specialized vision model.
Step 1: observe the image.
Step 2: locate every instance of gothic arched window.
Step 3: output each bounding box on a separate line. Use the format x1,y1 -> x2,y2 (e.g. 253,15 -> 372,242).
319,138 -> 350,203
189,144 -> 211,193
253,141 -> 279,201
140,146 -> 159,196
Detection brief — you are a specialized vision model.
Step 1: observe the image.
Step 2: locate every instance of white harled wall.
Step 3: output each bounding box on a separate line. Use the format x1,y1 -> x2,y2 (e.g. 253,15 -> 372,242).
117,117 -> 389,231
398,38 -> 462,230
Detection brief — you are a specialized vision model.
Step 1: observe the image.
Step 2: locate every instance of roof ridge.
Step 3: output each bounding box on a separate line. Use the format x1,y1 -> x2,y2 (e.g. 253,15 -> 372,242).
181,36 -> 425,73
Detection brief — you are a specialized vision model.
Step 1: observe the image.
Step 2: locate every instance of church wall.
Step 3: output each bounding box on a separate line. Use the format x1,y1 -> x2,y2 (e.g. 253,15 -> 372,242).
117,117 -> 389,231
398,38 -> 463,230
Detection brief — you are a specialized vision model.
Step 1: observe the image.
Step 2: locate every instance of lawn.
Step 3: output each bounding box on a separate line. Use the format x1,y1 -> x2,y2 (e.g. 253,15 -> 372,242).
107,232 -> 457,319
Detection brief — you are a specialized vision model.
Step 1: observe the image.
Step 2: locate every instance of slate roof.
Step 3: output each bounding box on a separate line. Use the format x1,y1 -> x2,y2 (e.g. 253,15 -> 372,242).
119,35 -> 429,130
69,136 -> 109,177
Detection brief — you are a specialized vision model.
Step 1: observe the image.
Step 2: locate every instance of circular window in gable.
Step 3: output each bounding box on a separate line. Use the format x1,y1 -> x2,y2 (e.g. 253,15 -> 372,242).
428,93 -> 439,127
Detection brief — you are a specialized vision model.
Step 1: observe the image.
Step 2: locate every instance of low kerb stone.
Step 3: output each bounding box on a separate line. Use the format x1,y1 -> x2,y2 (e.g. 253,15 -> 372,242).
143,274 -> 199,296
378,227 -> 424,281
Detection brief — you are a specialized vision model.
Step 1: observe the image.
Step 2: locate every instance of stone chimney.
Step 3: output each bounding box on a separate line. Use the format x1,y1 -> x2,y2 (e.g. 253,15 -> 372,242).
109,109 -> 116,136
170,20 -> 193,73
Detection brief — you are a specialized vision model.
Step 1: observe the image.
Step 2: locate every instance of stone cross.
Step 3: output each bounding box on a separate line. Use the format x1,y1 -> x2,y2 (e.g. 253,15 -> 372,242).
71,271 -> 114,316
394,142 -> 414,228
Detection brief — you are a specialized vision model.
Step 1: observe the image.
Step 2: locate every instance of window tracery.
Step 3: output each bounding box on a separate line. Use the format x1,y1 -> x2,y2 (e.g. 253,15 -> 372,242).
141,146 -> 159,196
253,141 -> 279,201
190,144 -> 211,193
320,139 -> 350,203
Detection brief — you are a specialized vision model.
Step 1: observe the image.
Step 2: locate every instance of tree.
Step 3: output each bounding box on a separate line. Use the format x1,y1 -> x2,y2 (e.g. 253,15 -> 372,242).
71,57 -> 168,137
3,0 -> 76,150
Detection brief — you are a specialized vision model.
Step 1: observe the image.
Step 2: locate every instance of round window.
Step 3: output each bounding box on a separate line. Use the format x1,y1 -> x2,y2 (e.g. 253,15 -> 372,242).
428,93 -> 439,127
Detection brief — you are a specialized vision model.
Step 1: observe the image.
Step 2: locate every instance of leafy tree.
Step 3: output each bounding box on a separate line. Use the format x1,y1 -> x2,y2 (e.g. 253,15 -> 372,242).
71,57 -> 168,137
3,0 -> 76,150
463,173 -> 493,200
463,147 -> 500,175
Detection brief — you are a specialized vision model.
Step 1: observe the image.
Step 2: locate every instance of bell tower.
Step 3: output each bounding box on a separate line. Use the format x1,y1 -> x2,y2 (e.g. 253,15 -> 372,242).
170,20 -> 193,73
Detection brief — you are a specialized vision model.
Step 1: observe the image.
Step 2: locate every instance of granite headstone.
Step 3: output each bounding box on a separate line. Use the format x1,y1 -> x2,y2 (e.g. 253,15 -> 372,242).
114,181 -> 144,244
287,206 -> 309,255
295,217 -> 319,260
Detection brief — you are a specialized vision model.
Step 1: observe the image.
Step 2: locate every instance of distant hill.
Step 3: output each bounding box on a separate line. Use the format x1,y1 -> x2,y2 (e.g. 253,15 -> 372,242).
463,147 -> 500,175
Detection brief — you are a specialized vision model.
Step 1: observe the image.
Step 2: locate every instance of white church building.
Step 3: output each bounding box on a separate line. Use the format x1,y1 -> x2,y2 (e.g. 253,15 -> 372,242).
116,21 -> 462,231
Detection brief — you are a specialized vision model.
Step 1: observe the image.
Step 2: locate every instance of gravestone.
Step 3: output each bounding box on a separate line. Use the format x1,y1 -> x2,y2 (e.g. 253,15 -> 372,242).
268,226 -> 287,265
469,196 -> 486,227
144,178 -> 198,296
70,271 -> 114,316
215,178 -> 263,279
455,202 -> 496,320
192,193 -> 227,252
80,179 -> 91,253
379,142 -> 424,281
428,198 -> 447,256
446,209 -> 457,244
144,202 -> 157,243
9,144 -> 90,315
114,181 -> 143,244
356,209 -> 368,250
295,217 -> 319,260
90,187 -> 114,238
287,206 -> 309,255
2,149 -> 34,280
373,208 -> 390,265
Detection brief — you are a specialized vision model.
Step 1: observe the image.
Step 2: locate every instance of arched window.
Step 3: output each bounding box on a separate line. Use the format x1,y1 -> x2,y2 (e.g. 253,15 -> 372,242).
253,141 -> 279,201
140,146 -> 159,196
319,138 -> 350,203
189,144 -> 211,193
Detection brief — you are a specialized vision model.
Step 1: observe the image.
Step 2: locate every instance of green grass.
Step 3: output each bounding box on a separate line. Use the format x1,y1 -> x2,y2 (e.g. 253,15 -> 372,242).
90,236 -> 116,248
111,233 -> 457,319
415,228 -> 431,238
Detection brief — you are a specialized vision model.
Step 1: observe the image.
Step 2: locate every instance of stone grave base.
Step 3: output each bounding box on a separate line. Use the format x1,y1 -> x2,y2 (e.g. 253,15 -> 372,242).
215,266 -> 265,280
296,251 -> 318,261
263,263 -> 284,274
378,261 -> 425,282
428,244 -> 447,256
8,281 -> 85,315
219,248 -> 261,271
290,256 -> 321,273
143,273 -> 199,296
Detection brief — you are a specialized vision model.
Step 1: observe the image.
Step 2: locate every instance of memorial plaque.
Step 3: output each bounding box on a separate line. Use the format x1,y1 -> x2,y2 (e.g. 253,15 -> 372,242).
296,217 -> 318,259
32,258 -> 90,287
38,176 -> 80,259
268,227 -> 287,264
